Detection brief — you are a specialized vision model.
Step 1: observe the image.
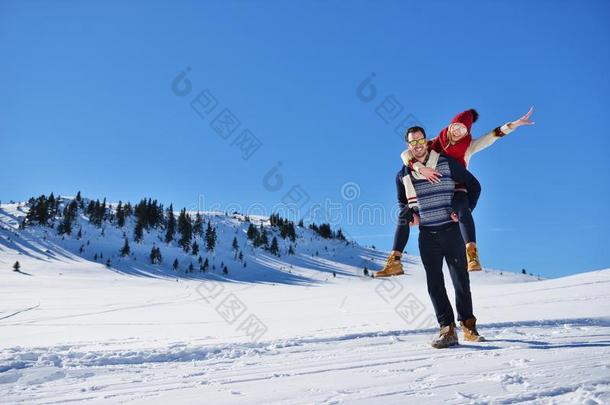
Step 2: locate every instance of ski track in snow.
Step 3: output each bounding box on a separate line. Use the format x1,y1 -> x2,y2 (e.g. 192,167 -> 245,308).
1,318 -> 610,404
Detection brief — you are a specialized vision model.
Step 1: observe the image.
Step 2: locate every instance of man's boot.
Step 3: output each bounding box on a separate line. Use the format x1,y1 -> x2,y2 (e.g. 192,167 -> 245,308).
431,323 -> 459,349
374,254 -> 404,278
460,317 -> 486,342
466,243 -> 482,272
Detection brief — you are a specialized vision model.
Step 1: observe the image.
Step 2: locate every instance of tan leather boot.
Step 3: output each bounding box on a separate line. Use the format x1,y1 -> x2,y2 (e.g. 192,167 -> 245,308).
466,243 -> 482,272
460,317 -> 486,342
431,323 -> 459,349
374,254 -> 404,278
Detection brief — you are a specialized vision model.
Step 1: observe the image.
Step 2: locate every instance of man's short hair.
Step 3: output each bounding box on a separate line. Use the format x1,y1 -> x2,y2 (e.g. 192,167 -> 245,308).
404,126 -> 426,141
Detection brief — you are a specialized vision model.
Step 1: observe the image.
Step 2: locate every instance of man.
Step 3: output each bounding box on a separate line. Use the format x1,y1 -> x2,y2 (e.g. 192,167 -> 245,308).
377,126 -> 484,348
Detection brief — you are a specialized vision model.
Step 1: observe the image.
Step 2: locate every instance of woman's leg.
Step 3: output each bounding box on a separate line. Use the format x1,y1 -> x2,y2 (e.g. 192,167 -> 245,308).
375,204 -> 411,277
452,191 -> 482,271
452,191 -> 476,244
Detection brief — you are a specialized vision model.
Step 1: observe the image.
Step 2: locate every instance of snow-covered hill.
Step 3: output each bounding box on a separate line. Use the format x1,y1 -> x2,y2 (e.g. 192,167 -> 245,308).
1,197 -> 609,404
0,196 -> 376,284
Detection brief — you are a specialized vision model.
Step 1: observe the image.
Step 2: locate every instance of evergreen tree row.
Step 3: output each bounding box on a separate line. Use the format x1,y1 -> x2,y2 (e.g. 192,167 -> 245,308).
309,222 -> 346,240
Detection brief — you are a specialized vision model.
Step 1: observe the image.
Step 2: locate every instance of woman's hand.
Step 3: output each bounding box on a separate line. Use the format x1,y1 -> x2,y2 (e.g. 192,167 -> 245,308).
410,213 -> 420,227
508,106 -> 535,129
419,166 -> 442,184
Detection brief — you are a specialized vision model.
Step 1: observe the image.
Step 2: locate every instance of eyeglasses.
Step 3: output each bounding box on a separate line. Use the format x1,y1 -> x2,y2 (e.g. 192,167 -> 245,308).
408,138 -> 427,146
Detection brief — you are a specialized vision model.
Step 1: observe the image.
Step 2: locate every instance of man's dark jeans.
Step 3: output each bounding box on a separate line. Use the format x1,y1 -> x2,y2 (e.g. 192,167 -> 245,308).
419,223 -> 474,327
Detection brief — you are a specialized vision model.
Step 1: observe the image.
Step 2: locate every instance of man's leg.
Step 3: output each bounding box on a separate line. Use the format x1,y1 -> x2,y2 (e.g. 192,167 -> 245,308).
442,224 -> 474,323
442,224 -> 485,341
419,229 -> 455,326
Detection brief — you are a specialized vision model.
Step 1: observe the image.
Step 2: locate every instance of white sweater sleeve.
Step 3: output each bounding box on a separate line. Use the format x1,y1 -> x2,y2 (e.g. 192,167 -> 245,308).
465,123 -> 514,164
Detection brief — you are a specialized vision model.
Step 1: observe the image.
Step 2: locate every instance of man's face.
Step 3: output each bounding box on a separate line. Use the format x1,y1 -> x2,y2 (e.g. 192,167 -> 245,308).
448,123 -> 468,143
407,130 -> 427,159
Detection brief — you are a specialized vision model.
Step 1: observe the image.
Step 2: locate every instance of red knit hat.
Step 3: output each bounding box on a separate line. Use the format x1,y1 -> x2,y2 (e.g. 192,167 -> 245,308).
435,109 -> 479,164
449,109 -> 478,135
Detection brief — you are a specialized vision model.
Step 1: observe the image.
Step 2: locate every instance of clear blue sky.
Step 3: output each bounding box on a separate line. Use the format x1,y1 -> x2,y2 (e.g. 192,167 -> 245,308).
2,0 -> 609,278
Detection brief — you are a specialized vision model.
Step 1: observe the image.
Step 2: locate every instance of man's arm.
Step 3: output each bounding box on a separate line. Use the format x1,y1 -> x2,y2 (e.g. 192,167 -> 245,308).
395,168 -> 415,224
395,169 -> 408,206
446,157 -> 481,211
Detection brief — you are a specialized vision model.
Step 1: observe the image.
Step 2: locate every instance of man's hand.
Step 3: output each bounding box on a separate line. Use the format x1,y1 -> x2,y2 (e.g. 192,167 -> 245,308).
508,106 -> 535,130
419,167 -> 442,184
450,212 -> 459,223
410,213 -> 420,227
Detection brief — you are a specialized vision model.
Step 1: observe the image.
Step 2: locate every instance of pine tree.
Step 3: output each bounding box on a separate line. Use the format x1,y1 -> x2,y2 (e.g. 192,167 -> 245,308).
94,253 -> 98,261
246,223 -> 259,241
165,204 -> 176,243
288,244 -> 295,255
336,229 -> 346,241
12,261 -> 20,272
188,262 -> 194,273
106,258 -> 111,268
116,201 -> 126,227
205,221 -> 217,251
259,228 -> 269,248
134,219 -> 144,243
269,236 -> 279,256
172,258 -> 179,271
232,236 -> 239,252
120,237 -> 130,257
77,228 -> 82,239
124,202 -> 133,216
317,223 -> 333,239
150,246 -> 162,264
193,212 -> 203,237
223,265 -> 228,275
57,215 -> 72,235
238,251 -> 243,262
192,240 -> 199,256
177,208 -> 193,252
48,193 -> 56,217
203,257 -> 209,272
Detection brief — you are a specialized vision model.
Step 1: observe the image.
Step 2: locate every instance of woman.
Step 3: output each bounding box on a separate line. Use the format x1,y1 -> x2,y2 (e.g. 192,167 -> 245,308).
375,107 -> 534,277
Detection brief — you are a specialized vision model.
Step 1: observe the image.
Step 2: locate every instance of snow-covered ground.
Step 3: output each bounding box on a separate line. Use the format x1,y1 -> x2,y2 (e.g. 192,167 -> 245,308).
1,202 -> 609,404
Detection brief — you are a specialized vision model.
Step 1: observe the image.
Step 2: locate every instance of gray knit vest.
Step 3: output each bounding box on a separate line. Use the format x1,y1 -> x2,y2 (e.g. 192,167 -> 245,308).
408,156 -> 455,228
